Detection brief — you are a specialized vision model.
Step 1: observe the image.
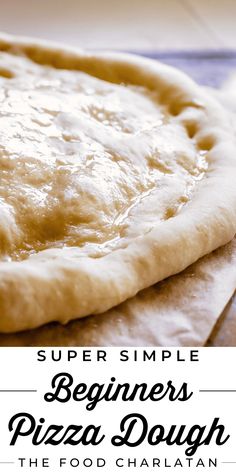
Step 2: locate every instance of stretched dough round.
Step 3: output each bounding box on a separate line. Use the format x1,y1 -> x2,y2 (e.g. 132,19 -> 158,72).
0,33 -> 235,332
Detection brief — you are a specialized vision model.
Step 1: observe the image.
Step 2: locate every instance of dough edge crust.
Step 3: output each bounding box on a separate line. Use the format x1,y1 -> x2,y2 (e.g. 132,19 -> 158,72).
0,32 -> 236,332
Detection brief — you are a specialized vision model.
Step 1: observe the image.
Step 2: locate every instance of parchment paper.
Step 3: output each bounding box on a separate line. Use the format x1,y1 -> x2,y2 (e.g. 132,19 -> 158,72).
0,56 -> 236,347
207,292 -> 236,346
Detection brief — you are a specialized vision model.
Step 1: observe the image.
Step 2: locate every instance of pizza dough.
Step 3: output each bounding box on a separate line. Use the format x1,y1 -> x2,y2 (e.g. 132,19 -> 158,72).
0,238 -> 235,347
0,33 -> 236,332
